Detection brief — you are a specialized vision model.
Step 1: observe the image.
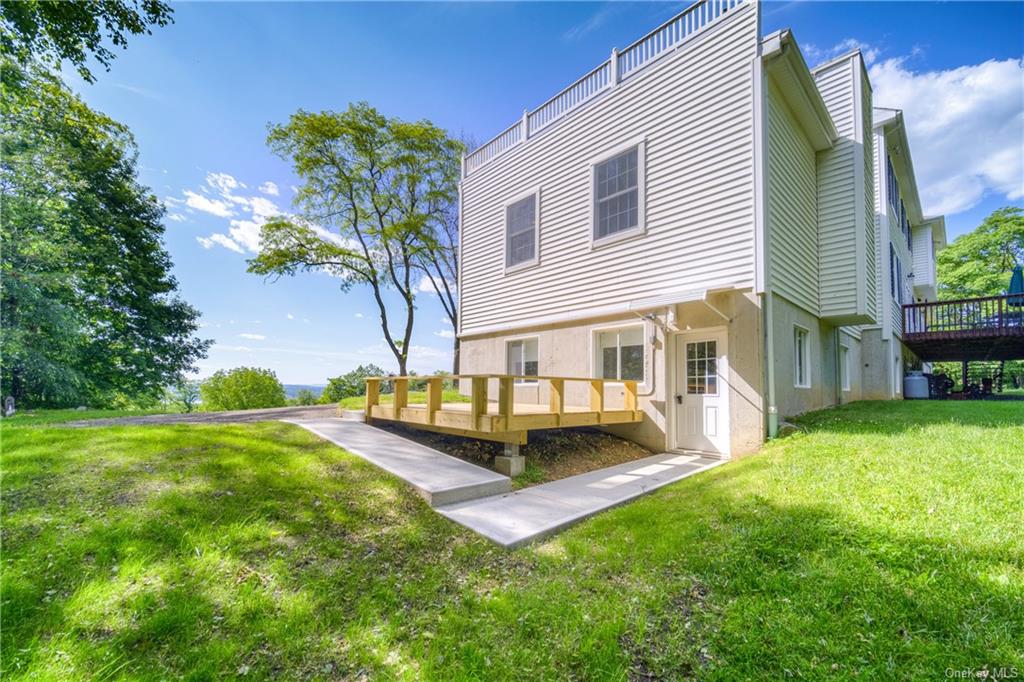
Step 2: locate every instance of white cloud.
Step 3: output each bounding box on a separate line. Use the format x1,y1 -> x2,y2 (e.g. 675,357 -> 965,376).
434,329 -> 455,339
354,312 -> 364,318
286,313 -> 295,320
197,234 -> 244,254
206,172 -> 241,195
259,181 -> 280,196
184,190 -> 234,218
239,333 -> 266,340
415,275 -> 457,296
167,213 -> 186,222
805,38 -> 881,66
226,218 -> 263,252
869,56 -> 1024,215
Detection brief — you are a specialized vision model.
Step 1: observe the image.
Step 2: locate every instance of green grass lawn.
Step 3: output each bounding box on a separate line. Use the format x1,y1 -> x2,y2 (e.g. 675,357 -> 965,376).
2,401 -> 1021,679
337,389 -> 470,410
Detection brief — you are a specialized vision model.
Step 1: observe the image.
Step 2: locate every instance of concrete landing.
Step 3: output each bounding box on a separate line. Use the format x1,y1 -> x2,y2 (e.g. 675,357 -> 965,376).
287,419 -> 510,506
436,452 -> 725,548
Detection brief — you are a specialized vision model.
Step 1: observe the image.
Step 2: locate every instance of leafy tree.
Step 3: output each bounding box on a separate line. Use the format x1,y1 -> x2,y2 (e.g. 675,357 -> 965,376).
937,207 -> 1024,300
199,368 -> 286,411
322,363 -> 387,402
170,380 -> 201,413
1,0 -> 173,85
934,207 -> 1024,388
294,388 -> 317,406
1,61 -> 210,407
248,103 -> 462,375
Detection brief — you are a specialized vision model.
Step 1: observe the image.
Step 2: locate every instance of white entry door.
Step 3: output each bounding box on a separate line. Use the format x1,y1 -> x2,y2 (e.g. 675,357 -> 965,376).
674,330 -> 730,455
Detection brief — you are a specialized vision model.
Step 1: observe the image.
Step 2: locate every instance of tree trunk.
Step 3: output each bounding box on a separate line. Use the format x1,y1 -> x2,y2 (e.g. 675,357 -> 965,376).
452,336 -> 460,374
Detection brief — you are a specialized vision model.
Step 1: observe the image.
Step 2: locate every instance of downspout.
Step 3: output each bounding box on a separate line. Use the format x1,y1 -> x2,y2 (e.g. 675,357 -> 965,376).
764,292 -> 778,438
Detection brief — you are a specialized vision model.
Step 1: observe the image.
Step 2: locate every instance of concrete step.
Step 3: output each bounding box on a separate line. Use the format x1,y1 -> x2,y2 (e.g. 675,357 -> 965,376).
285,418 -> 511,506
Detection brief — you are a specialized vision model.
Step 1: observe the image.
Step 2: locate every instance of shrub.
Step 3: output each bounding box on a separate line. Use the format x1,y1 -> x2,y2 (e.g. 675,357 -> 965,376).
200,367 -> 286,411
294,388 -> 317,406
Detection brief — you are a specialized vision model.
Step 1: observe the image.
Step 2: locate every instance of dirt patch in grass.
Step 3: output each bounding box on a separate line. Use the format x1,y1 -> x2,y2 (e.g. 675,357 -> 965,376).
374,423 -> 652,487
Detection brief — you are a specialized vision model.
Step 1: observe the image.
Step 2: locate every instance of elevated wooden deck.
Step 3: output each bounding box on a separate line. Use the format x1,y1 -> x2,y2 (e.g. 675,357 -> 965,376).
903,294 -> 1024,361
365,375 -> 643,444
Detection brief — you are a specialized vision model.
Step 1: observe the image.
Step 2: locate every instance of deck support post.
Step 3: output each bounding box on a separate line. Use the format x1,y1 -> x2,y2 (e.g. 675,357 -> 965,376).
393,378 -> 408,417
623,380 -> 638,412
589,380 -> 605,423
498,377 -> 514,429
548,378 -> 565,426
495,442 -> 525,477
470,377 -> 488,430
426,377 -> 443,425
365,379 -> 380,422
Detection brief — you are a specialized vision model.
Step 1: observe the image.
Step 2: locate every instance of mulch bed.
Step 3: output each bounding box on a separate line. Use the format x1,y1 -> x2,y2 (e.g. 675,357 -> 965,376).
374,423 -> 653,486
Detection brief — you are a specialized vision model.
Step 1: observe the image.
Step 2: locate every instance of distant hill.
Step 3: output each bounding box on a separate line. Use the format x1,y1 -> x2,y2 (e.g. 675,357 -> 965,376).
283,384 -> 325,400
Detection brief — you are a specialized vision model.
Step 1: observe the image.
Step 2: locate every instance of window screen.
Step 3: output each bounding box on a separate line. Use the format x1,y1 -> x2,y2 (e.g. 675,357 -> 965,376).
507,339 -> 538,383
594,147 -> 639,240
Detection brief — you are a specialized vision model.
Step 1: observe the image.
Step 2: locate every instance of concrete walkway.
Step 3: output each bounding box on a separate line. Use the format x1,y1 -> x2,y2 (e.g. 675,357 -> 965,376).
437,452 -> 725,548
287,419 -> 510,506
291,417 -> 725,548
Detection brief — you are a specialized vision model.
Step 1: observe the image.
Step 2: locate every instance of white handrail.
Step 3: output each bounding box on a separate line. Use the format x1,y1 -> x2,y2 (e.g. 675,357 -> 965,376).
463,0 -> 750,178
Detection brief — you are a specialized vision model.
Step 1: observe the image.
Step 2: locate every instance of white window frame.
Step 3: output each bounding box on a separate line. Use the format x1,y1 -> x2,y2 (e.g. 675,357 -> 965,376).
589,137 -> 646,249
840,344 -> 851,392
591,323 -> 647,384
793,325 -> 811,389
503,187 -> 541,274
505,336 -> 539,385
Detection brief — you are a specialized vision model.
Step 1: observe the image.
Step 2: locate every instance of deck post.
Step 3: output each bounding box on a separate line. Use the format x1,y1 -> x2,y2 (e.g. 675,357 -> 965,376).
589,379 -> 605,415
470,377 -> 488,430
365,379 -> 380,422
498,376 -> 514,428
548,378 -> 565,426
393,378 -> 408,417
426,377 -> 443,425
623,380 -> 638,412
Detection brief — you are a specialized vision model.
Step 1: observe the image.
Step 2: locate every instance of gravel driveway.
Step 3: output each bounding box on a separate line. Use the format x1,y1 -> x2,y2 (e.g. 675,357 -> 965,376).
65,404 -> 342,427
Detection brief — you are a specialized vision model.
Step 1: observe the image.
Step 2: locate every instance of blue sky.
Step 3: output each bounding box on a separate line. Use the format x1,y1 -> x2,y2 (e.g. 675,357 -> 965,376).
68,1 -> 1023,384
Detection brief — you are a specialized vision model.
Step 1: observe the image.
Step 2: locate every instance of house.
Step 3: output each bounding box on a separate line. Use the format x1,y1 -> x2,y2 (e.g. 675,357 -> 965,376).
454,0 -> 944,457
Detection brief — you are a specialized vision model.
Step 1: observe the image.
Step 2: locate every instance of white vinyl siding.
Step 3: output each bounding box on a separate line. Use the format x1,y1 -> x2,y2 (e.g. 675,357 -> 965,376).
459,3 -> 758,335
812,55 -> 876,324
506,338 -> 538,383
505,191 -> 539,270
794,326 -> 811,388
594,326 -> 644,382
766,83 -> 818,314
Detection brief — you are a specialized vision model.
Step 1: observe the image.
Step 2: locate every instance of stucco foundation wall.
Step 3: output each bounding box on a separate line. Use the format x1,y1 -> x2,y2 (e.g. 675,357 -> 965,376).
839,332 -> 863,402
771,293 -> 854,419
457,290 -> 766,457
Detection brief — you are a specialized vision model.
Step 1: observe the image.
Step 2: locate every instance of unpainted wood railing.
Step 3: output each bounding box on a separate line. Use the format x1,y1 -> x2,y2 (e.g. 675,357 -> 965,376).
902,294 -> 1024,338
463,0 -> 750,177
364,374 -> 638,429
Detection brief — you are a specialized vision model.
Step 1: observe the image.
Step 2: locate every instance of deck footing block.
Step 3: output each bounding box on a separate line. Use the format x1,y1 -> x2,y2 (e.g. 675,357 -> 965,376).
494,454 -> 525,477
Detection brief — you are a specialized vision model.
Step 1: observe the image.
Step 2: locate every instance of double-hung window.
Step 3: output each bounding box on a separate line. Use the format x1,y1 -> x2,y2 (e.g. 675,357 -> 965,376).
794,326 -> 810,388
592,143 -> 644,243
506,338 -> 538,384
595,326 -> 644,382
505,191 -> 539,270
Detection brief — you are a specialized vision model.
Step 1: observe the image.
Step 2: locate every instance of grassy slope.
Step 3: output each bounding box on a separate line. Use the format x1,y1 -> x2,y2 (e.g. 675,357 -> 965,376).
2,401 -> 1021,680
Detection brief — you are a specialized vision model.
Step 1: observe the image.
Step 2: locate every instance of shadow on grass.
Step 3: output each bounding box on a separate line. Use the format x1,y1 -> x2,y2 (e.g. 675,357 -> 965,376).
3,418 -> 1022,679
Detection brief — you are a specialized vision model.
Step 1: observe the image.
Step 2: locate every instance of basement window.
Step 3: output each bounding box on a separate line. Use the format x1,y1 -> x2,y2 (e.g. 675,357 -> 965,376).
595,326 -> 644,382
506,338 -> 538,384
794,326 -> 811,389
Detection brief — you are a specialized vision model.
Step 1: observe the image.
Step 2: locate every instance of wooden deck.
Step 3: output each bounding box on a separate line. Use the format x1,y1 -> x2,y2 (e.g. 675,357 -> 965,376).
903,294 -> 1024,361
365,375 -> 643,444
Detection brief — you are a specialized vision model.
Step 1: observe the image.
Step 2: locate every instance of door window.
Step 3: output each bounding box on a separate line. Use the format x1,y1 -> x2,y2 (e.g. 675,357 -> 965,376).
686,340 -> 718,395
